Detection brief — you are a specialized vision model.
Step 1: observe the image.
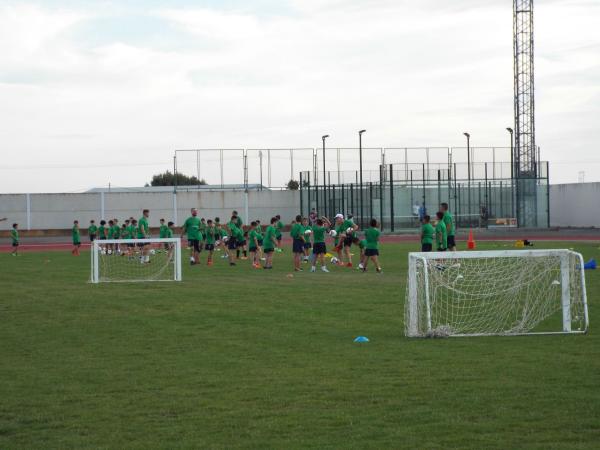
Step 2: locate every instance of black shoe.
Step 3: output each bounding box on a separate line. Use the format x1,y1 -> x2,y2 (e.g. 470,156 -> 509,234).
230,262 -> 236,266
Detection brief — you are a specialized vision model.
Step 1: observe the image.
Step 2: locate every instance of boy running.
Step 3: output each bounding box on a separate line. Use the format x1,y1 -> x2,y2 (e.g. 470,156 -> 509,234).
182,208 -> 201,265
362,219 -> 382,273
421,215 -> 434,252
310,217 -> 331,273
10,223 -> 19,256
71,220 -> 81,256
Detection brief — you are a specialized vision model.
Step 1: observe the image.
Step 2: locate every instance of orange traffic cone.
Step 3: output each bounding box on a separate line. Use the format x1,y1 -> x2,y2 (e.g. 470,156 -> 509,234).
467,229 -> 476,250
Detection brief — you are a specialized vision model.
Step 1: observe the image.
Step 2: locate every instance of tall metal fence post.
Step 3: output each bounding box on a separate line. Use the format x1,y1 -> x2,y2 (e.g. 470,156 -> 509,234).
26,193 -> 31,230
389,165 -> 395,232
379,165 -> 384,231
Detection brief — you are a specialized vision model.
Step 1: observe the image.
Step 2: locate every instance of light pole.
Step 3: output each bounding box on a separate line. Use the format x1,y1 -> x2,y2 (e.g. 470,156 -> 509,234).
322,135 -> 329,216
463,132 -> 471,221
507,127 -> 515,220
359,130 -> 366,228
506,127 -> 514,179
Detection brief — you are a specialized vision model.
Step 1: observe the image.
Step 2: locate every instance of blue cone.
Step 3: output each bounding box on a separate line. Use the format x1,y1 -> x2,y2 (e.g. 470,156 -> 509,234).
584,259 -> 597,270
354,336 -> 370,343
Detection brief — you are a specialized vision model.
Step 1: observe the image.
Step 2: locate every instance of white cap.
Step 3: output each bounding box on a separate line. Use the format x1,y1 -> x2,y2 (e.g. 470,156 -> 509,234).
335,213 -> 344,220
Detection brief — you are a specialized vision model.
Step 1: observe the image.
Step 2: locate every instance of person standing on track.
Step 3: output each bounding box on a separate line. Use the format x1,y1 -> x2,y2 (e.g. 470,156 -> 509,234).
440,202 -> 456,251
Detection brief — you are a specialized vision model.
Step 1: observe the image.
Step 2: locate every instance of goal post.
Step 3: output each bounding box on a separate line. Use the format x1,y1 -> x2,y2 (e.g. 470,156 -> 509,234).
90,238 -> 182,283
405,249 -> 589,337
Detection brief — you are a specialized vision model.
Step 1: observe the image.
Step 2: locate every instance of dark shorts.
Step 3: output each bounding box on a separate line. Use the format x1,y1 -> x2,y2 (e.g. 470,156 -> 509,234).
238,239 -> 247,247
12,242 -> 19,247
89,234 -> 96,241
137,242 -> 147,248
249,246 -> 258,253
127,243 -> 135,248
421,243 -> 433,252
205,243 -> 215,251
343,236 -> 353,247
73,242 -> 81,247
263,248 -> 274,254
437,247 -> 447,252
163,243 -> 171,250
189,239 -> 201,252
293,239 -> 305,253
99,236 -> 106,240
447,235 -> 456,248
276,236 -> 282,242
303,242 -> 312,249
313,242 -> 326,255
227,238 -> 238,250
365,248 -> 379,257
258,239 -> 263,246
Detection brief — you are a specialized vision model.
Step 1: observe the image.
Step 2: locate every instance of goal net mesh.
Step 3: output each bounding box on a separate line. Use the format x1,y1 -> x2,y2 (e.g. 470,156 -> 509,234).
405,250 -> 588,337
91,239 -> 181,283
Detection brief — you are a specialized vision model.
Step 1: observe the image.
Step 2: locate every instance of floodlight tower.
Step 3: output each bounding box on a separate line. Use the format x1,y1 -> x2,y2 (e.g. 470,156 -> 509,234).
513,0 -> 538,227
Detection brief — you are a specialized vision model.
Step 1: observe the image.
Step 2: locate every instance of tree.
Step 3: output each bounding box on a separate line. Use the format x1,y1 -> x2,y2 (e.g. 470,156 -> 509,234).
149,171 -> 207,187
287,179 -> 300,190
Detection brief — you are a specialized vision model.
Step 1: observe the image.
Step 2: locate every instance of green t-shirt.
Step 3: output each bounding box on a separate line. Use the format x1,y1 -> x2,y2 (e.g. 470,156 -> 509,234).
342,219 -> 355,235
126,225 -> 136,239
312,225 -> 326,244
359,239 -> 367,250
11,229 -> 19,244
290,223 -> 303,240
235,216 -> 243,228
121,226 -> 129,239
205,227 -> 216,245
183,216 -> 201,240
263,225 -> 277,250
233,226 -> 244,241
275,221 -> 283,238
365,227 -> 380,250
248,229 -> 259,248
199,221 -> 207,234
165,228 -> 173,238
435,220 -> 448,249
88,224 -> 98,235
98,225 -> 106,238
138,217 -> 149,238
443,211 -> 455,236
421,223 -> 435,245
72,225 -> 80,243
112,225 -> 121,239
159,224 -> 168,238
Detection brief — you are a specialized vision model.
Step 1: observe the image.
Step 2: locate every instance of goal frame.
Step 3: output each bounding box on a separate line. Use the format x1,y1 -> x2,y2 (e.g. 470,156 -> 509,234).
90,238 -> 182,283
406,249 -> 589,337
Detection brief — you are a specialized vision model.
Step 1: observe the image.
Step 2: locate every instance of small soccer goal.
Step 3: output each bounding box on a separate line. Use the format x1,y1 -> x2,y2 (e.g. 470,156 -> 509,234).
90,238 -> 182,283
405,249 -> 589,337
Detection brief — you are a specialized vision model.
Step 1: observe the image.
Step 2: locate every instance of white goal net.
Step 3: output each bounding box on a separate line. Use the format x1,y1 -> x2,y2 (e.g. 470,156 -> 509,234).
406,249 -> 589,337
90,238 -> 182,283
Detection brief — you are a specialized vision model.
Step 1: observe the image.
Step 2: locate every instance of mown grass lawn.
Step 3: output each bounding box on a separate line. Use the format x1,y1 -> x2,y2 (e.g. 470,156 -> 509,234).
1,241 -> 599,449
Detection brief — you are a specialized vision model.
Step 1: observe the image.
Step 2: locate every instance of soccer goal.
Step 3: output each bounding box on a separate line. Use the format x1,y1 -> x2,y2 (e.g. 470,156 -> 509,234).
90,238 -> 182,283
405,249 -> 589,337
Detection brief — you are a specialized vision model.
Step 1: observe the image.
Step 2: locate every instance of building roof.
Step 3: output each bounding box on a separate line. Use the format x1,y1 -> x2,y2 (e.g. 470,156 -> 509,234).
85,184 -> 268,193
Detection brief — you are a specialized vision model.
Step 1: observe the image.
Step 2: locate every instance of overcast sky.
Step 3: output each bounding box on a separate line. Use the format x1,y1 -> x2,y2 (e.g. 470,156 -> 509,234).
0,0 -> 599,192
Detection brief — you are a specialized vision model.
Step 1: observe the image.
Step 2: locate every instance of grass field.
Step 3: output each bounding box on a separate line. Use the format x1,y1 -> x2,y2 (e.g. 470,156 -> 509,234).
1,241 -> 599,449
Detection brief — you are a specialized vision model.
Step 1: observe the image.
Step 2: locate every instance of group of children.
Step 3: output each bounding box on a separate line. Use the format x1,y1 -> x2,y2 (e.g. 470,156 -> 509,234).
419,202 -> 457,252
5,208 -> 383,273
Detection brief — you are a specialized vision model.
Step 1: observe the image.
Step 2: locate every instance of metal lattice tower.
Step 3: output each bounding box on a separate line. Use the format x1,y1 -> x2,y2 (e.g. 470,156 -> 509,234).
513,0 -> 538,227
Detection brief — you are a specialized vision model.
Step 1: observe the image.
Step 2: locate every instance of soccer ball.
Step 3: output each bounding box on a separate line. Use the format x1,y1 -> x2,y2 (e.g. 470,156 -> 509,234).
223,236 -> 229,243
331,256 -> 339,264
304,229 -> 312,235
100,249 -> 106,255
346,227 -> 354,234
329,230 -> 337,238
150,249 -> 156,255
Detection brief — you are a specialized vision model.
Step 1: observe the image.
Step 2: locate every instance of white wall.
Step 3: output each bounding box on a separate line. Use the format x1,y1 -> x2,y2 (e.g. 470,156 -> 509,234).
550,183 -> 600,228
0,190 -> 300,230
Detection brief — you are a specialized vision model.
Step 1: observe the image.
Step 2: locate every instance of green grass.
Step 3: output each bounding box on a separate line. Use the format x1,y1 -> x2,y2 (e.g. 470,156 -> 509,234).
1,242 -> 599,449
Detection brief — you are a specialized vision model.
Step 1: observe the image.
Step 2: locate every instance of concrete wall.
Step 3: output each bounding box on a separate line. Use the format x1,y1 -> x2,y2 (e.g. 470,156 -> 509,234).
0,190 -> 300,231
550,183 -> 600,228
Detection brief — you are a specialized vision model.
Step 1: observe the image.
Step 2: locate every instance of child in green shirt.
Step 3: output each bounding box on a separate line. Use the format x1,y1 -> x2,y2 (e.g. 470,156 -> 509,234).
435,211 -> 448,251
71,220 -> 81,256
362,219 -> 382,273
10,223 -> 19,256
421,215 -> 434,252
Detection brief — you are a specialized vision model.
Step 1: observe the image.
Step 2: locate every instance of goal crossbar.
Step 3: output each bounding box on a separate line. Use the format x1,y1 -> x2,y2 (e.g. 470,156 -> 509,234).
406,249 -> 589,337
